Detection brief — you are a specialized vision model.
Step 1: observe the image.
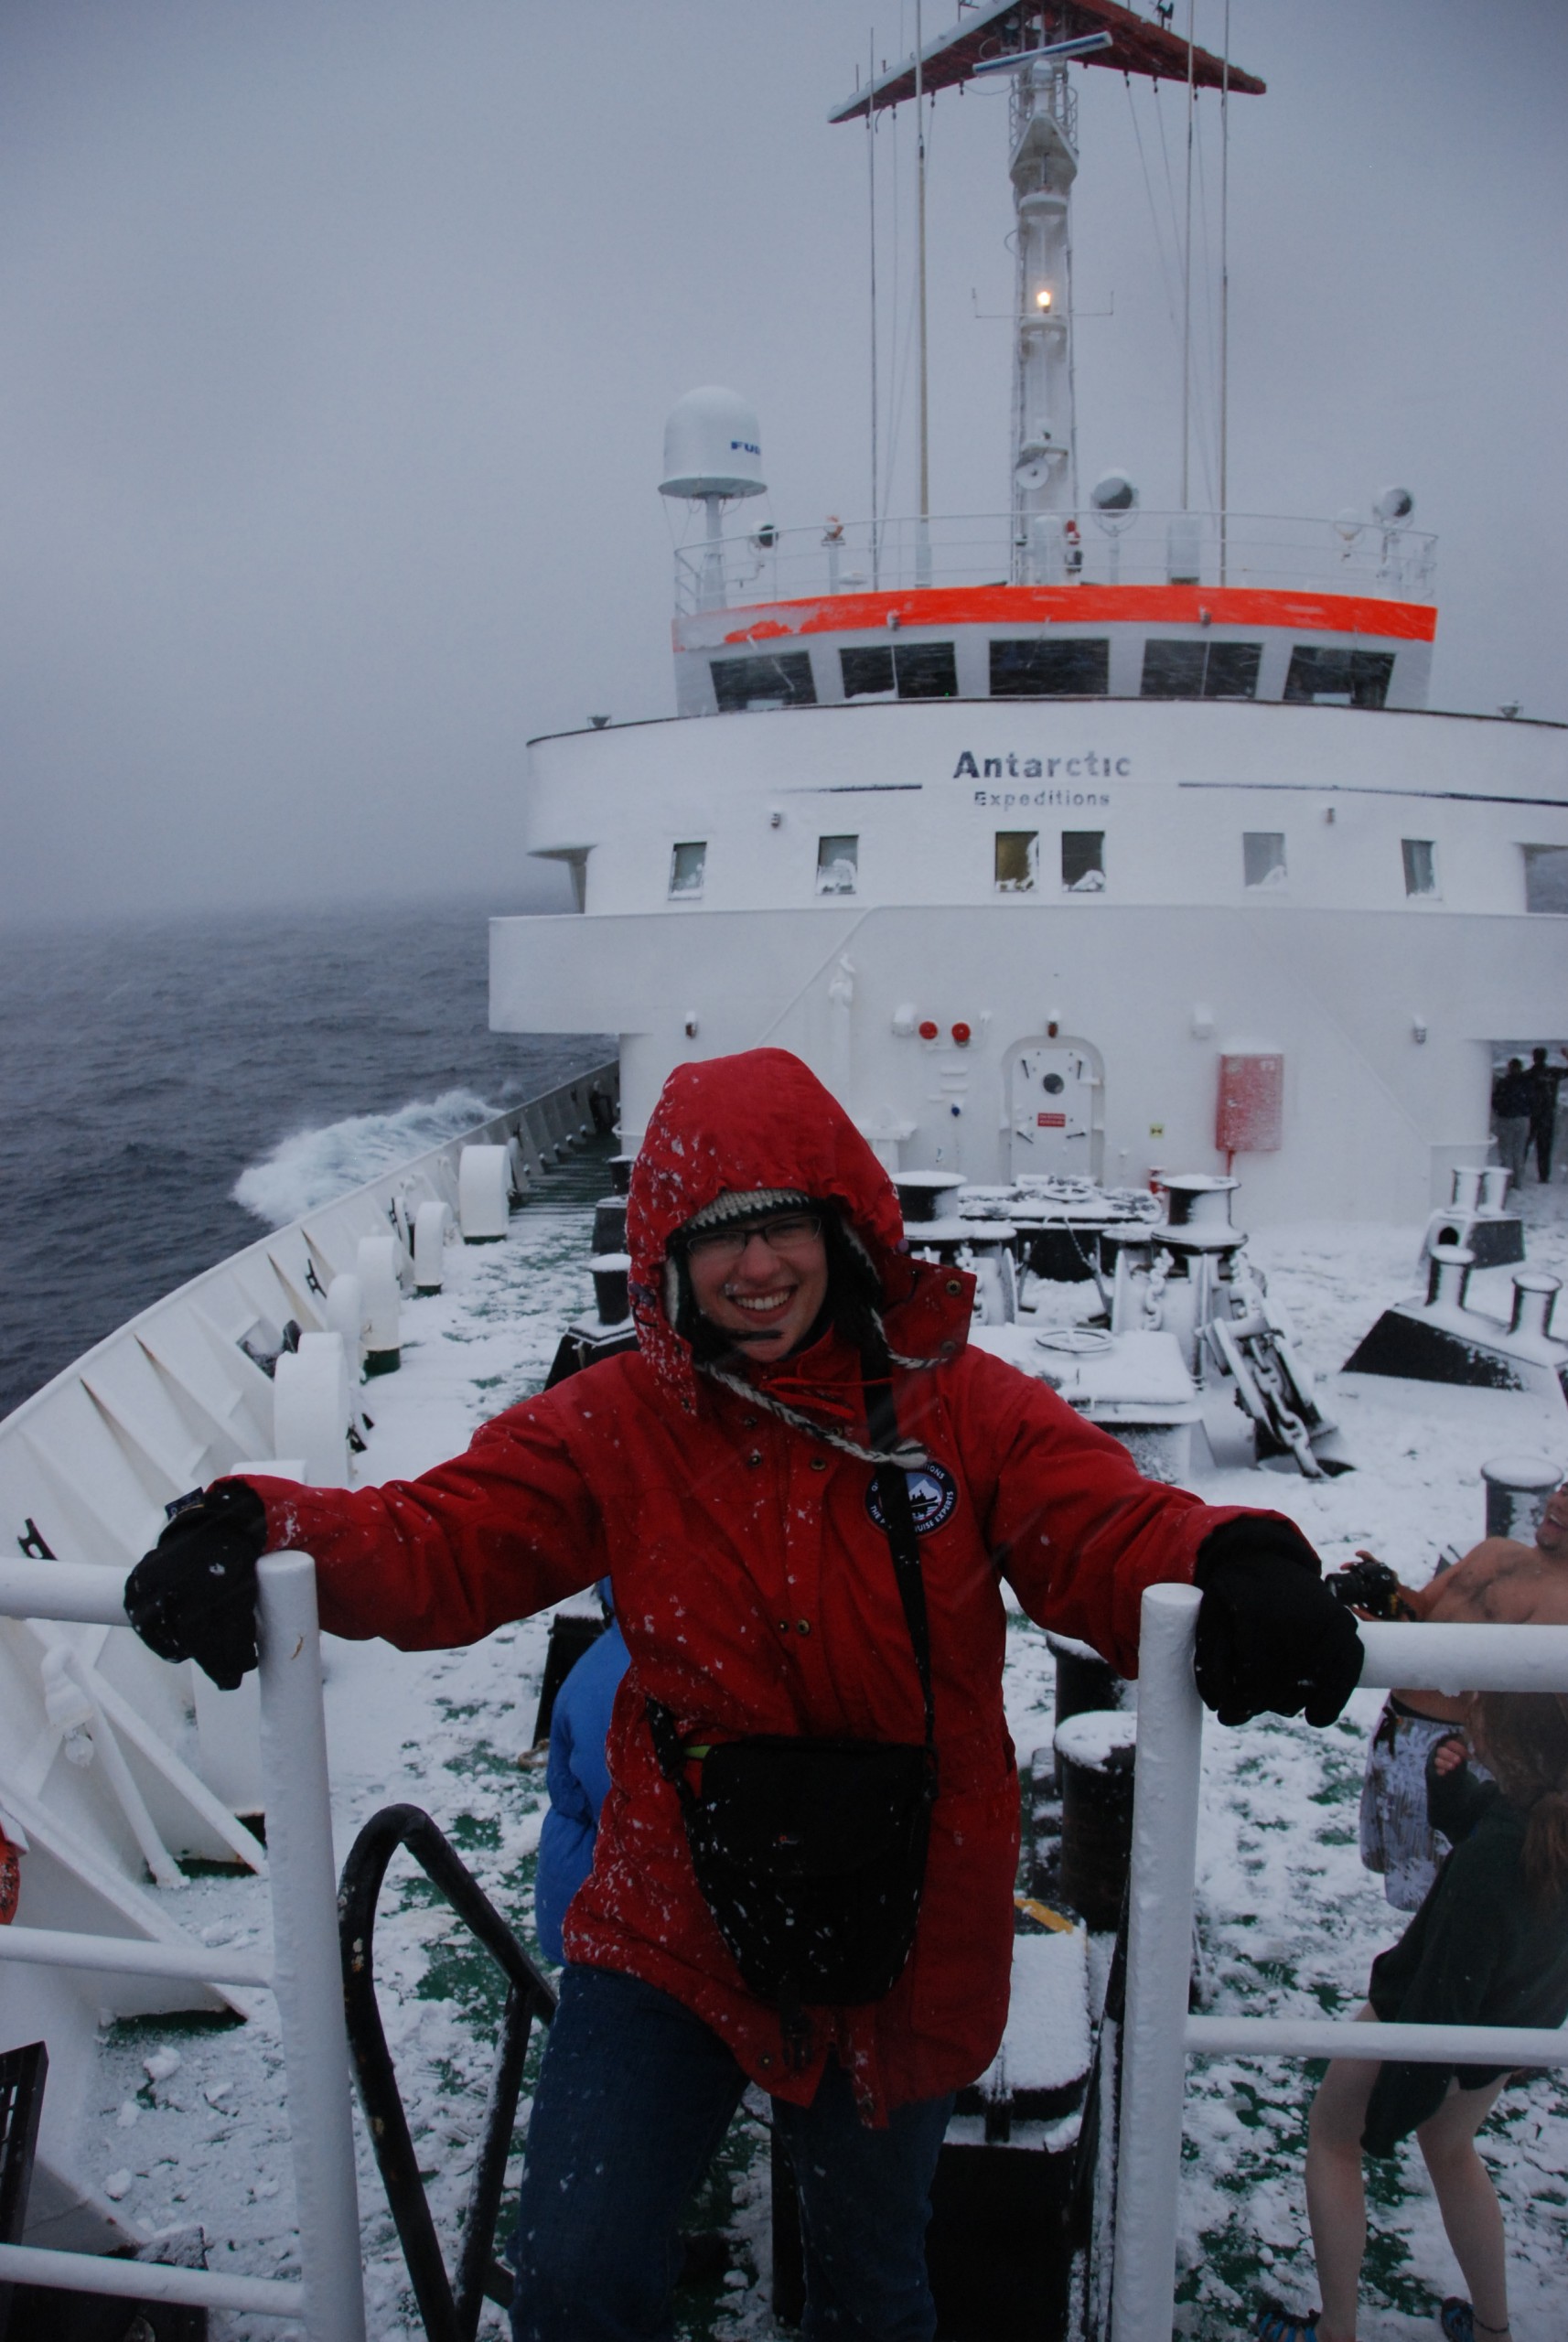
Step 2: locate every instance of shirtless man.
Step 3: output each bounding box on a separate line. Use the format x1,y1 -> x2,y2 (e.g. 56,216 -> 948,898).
1349,1479 -> 1568,1907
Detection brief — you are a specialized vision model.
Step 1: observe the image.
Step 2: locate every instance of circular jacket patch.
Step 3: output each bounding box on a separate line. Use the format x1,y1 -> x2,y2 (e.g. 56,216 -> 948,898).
865,1461 -> 959,1537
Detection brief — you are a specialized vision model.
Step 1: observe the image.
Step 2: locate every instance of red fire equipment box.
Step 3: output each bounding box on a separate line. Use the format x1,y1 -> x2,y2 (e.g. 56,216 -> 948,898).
1217,1053 -> 1283,1153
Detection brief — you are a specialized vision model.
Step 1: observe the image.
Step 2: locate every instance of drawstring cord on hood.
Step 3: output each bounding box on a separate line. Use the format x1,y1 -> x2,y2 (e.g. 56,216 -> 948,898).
697,1359 -> 930,1468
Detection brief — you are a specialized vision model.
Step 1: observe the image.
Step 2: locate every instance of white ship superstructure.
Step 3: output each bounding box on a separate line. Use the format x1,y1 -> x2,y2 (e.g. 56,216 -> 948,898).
491,0 -> 1567,1223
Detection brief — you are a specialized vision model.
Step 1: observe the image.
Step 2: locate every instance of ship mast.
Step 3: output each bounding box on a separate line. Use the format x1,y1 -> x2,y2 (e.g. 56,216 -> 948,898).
829,2 -> 1262,574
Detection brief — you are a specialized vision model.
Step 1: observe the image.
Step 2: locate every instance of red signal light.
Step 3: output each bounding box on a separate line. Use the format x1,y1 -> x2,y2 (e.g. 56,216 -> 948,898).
918,1019 -> 940,1040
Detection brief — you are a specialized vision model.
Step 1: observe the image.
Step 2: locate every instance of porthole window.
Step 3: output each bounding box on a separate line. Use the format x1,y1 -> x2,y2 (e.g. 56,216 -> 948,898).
1062,831 -> 1105,892
1243,832 -> 1287,889
816,835 -> 859,896
669,841 -> 707,897
994,832 -> 1038,892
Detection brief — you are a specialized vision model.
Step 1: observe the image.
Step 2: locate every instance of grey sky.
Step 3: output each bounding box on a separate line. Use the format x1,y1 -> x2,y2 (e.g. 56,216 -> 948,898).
3,1 -> 1563,925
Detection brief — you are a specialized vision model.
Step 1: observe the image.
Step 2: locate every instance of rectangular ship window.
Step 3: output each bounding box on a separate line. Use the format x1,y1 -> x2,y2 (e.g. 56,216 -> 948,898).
1243,831 -> 1288,889
991,638 -> 1110,697
1141,640 -> 1262,699
994,832 -> 1038,892
841,646 -> 895,698
1062,831 -> 1105,892
1203,642 -> 1262,697
1283,647 -> 1394,708
816,835 -> 859,896
669,841 -> 707,897
1402,838 -> 1437,897
710,651 -> 816,712
893,641 -> 959,699
1523,844 -> 1568,913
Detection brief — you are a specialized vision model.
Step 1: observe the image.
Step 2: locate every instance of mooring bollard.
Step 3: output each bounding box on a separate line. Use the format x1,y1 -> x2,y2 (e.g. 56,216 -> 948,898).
1482,1452 -> 1563,1542
1055,1708 -> 1137,1933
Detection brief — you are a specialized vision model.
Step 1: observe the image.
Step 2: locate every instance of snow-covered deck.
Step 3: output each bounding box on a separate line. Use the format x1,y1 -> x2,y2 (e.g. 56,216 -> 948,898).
50,1180 -> 1568,2338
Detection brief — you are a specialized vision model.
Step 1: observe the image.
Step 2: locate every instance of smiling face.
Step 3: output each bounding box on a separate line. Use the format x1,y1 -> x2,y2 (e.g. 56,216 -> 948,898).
684,1216 -> 831,1360
1536,1482 -> 1568,1558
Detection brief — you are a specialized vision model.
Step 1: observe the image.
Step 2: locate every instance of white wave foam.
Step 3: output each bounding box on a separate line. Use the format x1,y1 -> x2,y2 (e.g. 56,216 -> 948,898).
233,1089 -> 504,1227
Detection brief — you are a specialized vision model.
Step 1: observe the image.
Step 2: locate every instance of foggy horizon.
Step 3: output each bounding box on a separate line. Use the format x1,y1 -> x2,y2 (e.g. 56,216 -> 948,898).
4,0 -> 1564,928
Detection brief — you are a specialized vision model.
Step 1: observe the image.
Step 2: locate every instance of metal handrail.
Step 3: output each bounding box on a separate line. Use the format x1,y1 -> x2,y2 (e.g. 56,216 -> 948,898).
673,508 -> 1439,615
0,1552 -> 365,2339
1110,1594 -> 1568,2342
338,1803 -> 557,2342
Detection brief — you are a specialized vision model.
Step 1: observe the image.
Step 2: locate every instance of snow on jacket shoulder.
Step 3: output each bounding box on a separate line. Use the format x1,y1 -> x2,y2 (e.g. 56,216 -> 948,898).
236,1047 -> 1271,2116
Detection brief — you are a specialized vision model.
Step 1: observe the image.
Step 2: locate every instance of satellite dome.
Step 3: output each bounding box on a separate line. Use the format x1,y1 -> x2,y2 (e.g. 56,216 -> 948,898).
660,386 -> 767,501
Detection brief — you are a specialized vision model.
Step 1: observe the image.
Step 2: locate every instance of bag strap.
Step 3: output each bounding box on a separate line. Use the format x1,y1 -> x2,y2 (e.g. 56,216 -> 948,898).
862,1357 -> 936,1750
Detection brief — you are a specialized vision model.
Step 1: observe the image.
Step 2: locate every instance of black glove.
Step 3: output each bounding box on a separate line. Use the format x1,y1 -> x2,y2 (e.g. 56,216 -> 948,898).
1193,1519 -> 1363,1728
124,1480 -> 268,1691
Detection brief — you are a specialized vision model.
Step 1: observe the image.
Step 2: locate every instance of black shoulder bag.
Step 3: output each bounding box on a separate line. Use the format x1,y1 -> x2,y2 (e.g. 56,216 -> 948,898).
645,1365 -> 939,2068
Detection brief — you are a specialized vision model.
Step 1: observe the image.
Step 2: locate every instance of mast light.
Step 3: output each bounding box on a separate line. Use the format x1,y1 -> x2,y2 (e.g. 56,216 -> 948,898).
1036,289 -> 1053,311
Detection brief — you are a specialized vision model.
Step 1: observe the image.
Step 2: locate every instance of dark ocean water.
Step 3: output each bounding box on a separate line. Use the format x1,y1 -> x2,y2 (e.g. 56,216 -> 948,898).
0,900 -> 609,1419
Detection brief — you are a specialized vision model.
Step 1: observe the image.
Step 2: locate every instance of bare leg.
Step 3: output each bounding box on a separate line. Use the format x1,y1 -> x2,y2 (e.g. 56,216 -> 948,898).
1305,2017 -> 1380,2342
1416,2079 -> 1511,2338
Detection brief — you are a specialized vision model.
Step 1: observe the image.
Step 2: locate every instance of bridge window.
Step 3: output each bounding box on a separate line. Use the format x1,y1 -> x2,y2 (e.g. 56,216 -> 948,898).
842,646 -> 895,697
1402,838 -> 1437,897
1062,831 -> 1105,891
1283,647 -> 1394,708
991,639 -> 1110,697
994,832 -> 1038,892
1243,831 -> 1287,889
841,642 -> 958,699
1141,639 -> 1261,699
816,835 -> 859,896
710,651 -> 816,712
669,841 -> 706,897
1523,844 -> 1568,913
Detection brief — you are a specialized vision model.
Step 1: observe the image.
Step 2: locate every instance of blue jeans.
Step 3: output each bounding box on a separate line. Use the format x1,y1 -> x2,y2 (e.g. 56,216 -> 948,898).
510,1964 -> 953,2342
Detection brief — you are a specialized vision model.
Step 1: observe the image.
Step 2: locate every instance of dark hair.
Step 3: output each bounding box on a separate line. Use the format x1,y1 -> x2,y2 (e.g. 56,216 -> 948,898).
1471,1692 -> 1568,1910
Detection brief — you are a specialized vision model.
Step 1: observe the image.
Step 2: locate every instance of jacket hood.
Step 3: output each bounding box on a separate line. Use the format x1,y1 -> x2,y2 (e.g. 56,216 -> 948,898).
627,1048 -> 910,1405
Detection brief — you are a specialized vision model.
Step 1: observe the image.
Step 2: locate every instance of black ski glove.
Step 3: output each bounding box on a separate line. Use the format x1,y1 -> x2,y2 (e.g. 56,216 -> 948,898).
124,1479 -> 269,1691
1193,1519 -> 1363,1727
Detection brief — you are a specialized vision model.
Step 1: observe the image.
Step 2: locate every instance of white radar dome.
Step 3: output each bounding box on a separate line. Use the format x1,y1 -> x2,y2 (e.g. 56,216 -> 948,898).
660,386 -> 766,501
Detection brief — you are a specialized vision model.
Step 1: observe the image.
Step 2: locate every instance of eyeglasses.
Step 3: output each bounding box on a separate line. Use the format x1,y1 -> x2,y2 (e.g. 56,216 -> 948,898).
683,1211 -> 824,1263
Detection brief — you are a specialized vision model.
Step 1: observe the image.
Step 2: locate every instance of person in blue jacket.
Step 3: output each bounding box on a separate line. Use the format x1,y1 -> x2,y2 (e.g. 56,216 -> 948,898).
534,1582 -> 629,1966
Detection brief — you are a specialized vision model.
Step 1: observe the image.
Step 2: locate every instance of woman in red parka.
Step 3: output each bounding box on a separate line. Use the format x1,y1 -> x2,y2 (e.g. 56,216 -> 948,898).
128,1047 -> 1359,2342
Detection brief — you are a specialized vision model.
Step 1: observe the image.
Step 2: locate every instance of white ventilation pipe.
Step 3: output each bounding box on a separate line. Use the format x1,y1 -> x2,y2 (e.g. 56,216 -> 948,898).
458,1144 -> 510,1241
355,1235 -> 402,1373
273,1333 -> 351,1487
413,1198 -> 450,1293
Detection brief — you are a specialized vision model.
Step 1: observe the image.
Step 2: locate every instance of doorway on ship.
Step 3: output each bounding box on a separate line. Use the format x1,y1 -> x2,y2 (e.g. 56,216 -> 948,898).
1004,1037 -> 1103,1181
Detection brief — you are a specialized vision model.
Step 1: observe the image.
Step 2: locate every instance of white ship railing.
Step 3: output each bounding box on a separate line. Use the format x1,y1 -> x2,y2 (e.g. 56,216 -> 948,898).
1112,1589 -> 1568,2342
672,510 -> 1438,616
0,1551 -> 363,2337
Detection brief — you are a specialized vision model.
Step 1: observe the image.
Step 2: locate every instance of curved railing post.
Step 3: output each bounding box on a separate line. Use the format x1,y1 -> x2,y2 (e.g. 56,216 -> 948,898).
1111,1581 -> 1204,2342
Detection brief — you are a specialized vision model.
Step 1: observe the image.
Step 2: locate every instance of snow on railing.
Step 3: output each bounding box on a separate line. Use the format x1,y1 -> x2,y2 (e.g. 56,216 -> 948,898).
1112,1589 -> 1568,2342
0,1553 -> 365,2339
672,509 -> 1438,616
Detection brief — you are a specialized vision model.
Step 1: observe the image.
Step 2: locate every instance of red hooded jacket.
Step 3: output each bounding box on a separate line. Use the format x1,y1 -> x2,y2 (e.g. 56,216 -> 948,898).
241,1048 -> 1261,2119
